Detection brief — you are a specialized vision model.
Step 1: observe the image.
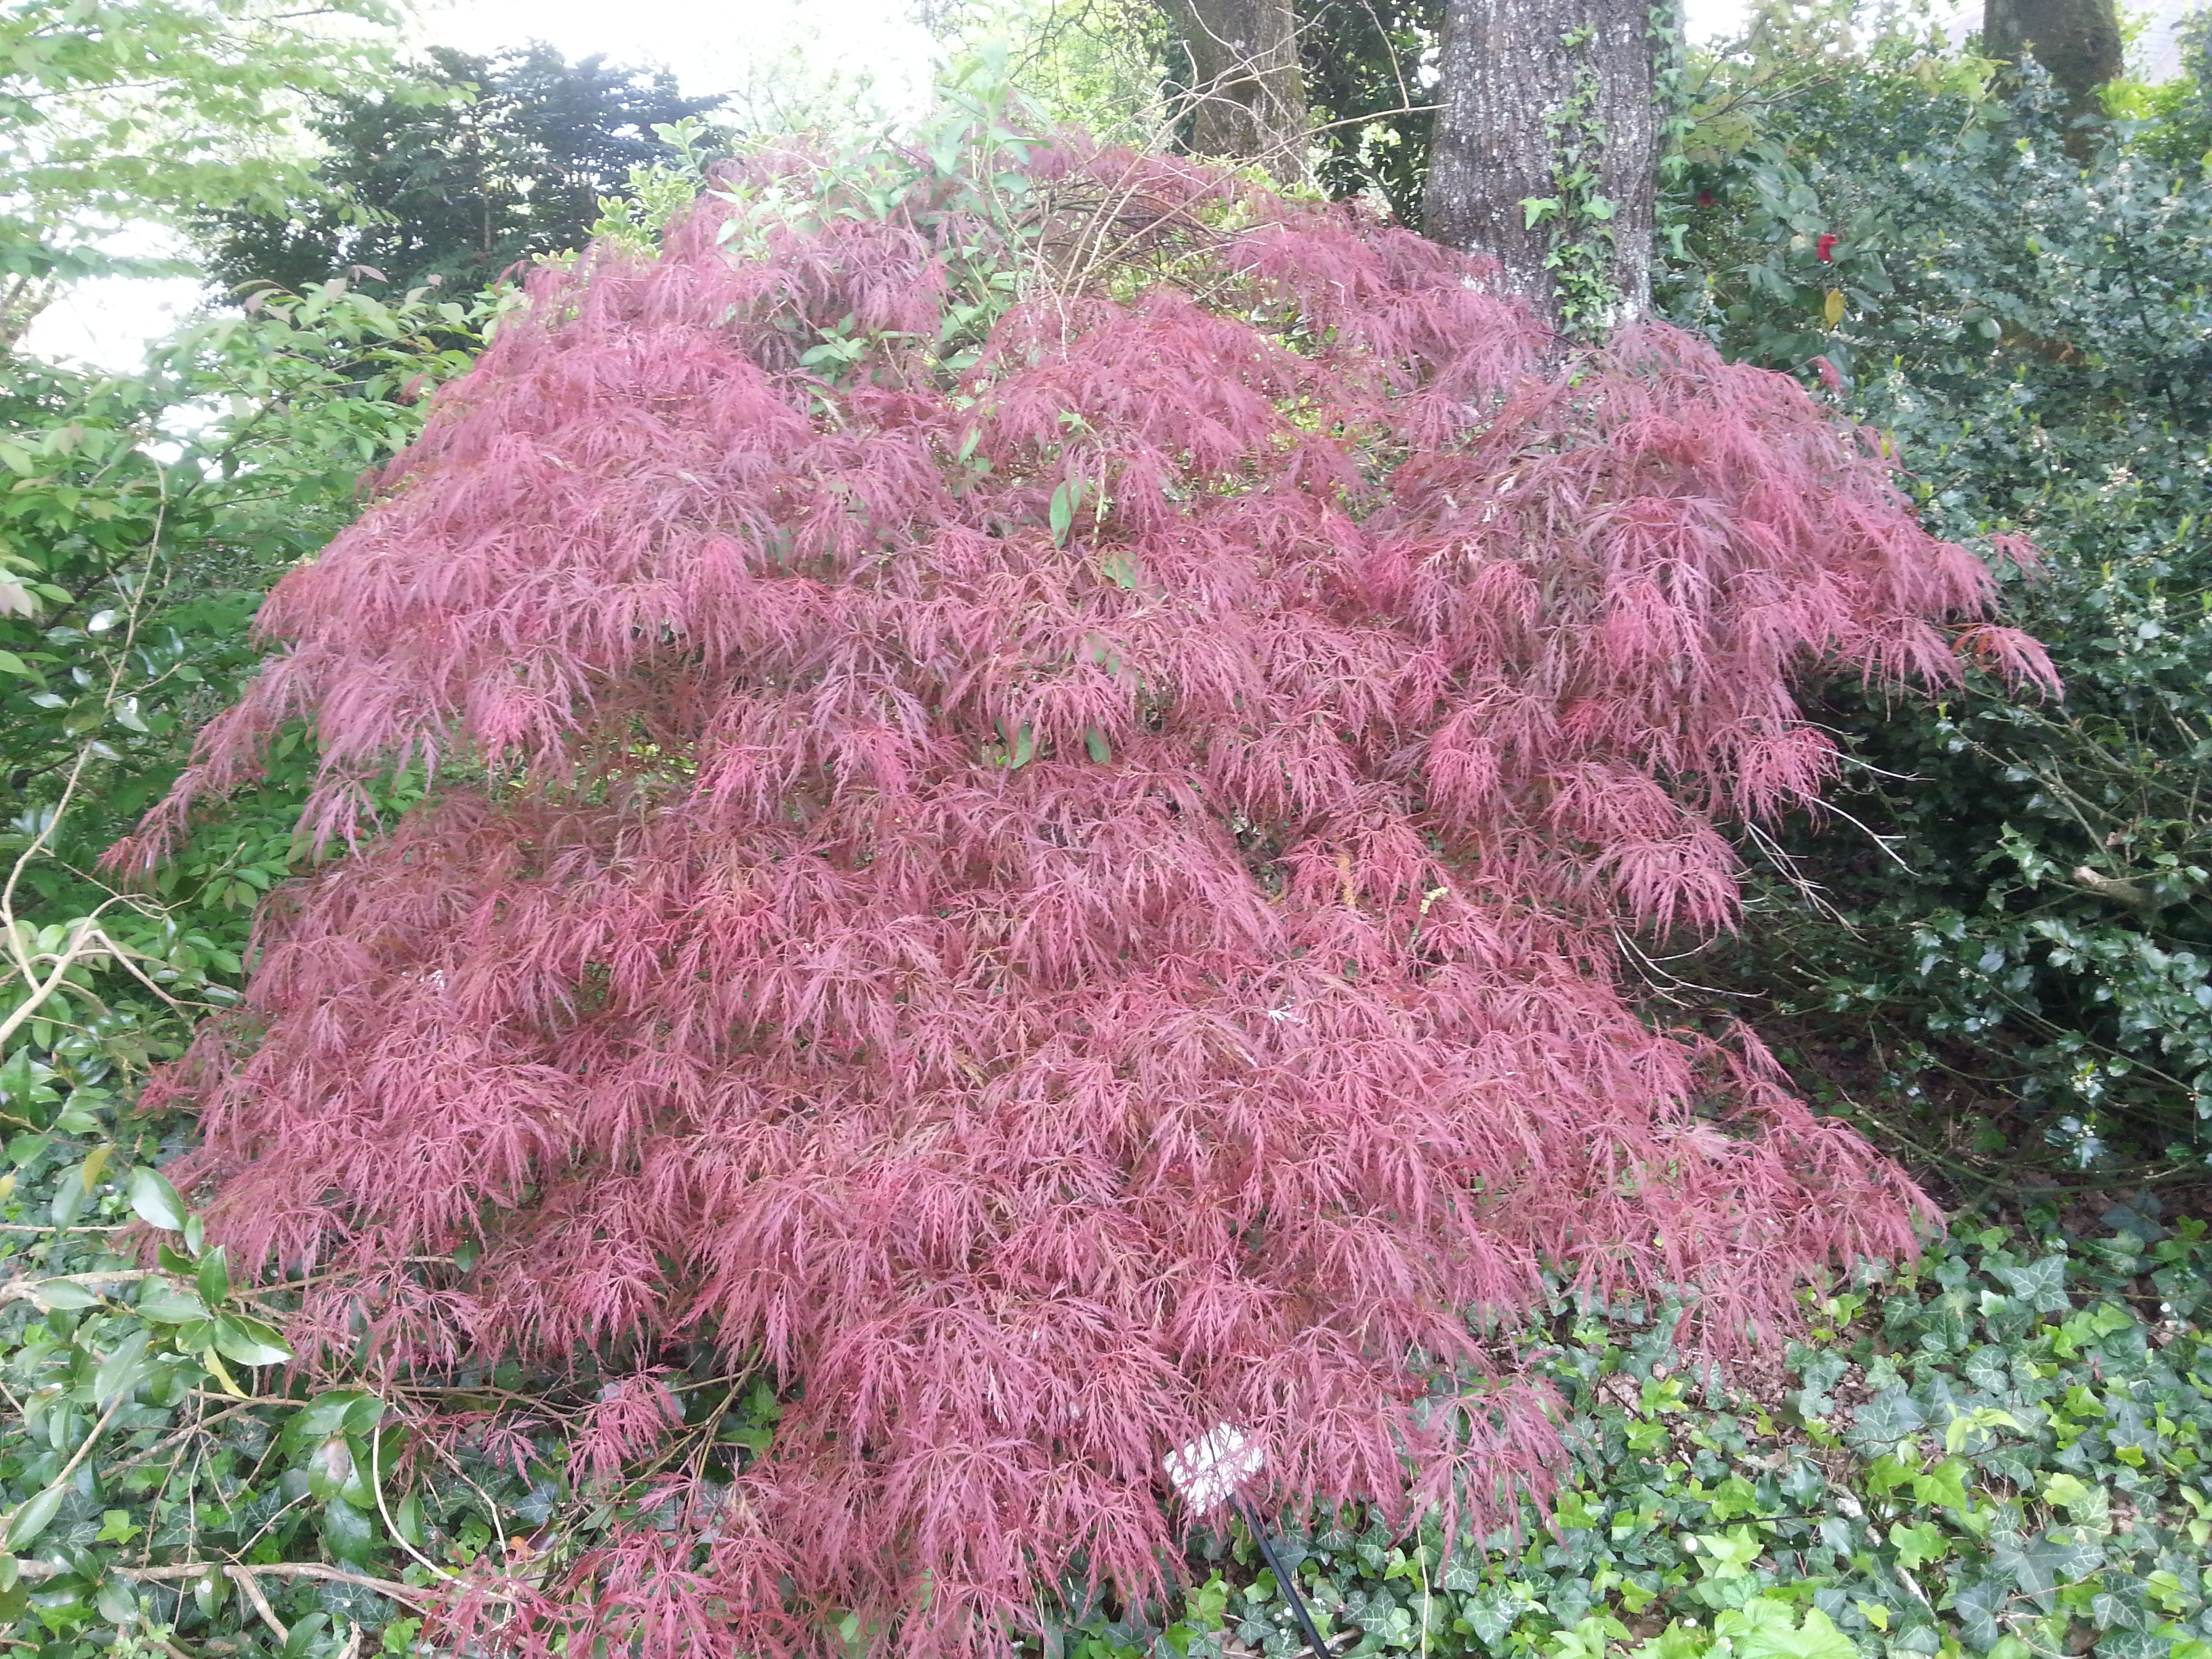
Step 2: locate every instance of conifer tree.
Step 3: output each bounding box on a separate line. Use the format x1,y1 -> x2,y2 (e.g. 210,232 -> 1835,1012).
122,96 -> 2051,1658
198,43 -> 724,298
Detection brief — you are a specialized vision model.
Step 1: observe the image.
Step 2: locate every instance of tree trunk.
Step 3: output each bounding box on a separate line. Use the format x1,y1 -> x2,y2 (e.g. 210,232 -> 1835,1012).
1422,0 -> 1660,337
1984,0 -> 2123,153
0,274 -> 56,352
1158,0 -> 1311,185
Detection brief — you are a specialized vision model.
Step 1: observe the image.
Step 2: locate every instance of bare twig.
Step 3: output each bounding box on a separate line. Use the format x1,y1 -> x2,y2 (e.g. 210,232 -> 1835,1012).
228,1565 -> 289,1642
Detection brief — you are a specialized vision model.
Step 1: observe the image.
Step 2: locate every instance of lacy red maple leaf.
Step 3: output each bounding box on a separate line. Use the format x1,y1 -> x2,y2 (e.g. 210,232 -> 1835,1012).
119,131 -> 2051,1658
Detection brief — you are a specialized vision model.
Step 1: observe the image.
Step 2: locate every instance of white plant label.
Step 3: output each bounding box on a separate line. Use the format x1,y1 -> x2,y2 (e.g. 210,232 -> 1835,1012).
1164,1423 -> 1263,1511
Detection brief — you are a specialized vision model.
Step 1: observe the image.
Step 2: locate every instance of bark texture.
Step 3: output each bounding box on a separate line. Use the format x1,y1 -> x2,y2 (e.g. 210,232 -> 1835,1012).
1984,0 -> 2124,98
1422,0 -> 1660,335
1984,0 -> 2123,152
1158,0 -> 1311,184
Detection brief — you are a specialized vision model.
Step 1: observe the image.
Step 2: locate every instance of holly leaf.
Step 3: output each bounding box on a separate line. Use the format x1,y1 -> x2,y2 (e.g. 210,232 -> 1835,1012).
211,1312 -> 291,1368
33,1279 -> 98,1311
5,1486 -> 65,1550
196,1246 -> 230,1309
319,1497 -> 380,1565
127,1165 -> 186,1231
94,1329 -> 150,1408
134,1282 -> 208,1324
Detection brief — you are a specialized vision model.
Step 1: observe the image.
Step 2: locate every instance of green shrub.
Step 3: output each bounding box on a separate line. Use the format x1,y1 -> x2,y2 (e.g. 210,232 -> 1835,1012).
1659,18 -> 2212,1179
0,284 -> 493,1656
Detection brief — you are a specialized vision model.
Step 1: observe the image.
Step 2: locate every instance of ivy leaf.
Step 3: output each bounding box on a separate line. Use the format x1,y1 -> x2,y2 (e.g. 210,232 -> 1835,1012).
1991,1256 -> 2070,1314
2093,1635 -> 2171,1659
1464,1590 -> 1521,1644
1438,1557 -> 1484,1595
1911,1458 -> 1973,1509
1689,1528 -> 1762,1578
1847,1386 -> 1926,1448
95,1509 -> 140,1544
1728,1605 -> 1858,1659
1952,1579 -> 2005,1650
2089,1575 -> 2151,1633
1716,1599 -> 1797,1643
1992,1529 -> 2106,1608
2041,1472 -> 2110,1530
1629,1625 -> 1709,1659
1549,1614 -> 1630,1659
1891,1519 -> 1950,1570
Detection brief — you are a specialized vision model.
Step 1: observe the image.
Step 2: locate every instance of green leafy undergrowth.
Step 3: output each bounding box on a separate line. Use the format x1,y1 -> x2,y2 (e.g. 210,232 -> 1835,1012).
0,1080 -> 794,1656
1088,1202 -> 2211,1659
0,1094 -> 658,1656
2,1103 -> 2204,1659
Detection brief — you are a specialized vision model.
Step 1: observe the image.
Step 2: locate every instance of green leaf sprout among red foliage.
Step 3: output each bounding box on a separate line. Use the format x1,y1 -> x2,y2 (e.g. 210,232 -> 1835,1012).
116,94 -> 2055,1659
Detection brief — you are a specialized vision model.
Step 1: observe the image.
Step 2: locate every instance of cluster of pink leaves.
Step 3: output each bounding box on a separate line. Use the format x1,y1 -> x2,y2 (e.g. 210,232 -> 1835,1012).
121,132 -> 2054,1658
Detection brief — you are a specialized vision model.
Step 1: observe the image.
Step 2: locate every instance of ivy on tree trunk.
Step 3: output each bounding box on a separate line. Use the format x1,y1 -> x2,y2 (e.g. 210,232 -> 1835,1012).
1422,0 -> 1662,336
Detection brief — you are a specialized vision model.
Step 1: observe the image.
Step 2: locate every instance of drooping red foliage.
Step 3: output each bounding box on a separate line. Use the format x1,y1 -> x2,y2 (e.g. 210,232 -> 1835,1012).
122,127 -> 2052,1658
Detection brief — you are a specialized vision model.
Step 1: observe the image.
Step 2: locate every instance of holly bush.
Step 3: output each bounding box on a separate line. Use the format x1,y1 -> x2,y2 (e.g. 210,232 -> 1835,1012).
1659,10 -> 2212,1183
1,281 -> 494,1197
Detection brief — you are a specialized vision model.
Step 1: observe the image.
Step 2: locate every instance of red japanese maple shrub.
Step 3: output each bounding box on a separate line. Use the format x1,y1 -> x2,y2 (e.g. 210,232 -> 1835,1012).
121,116 -> 2052,1659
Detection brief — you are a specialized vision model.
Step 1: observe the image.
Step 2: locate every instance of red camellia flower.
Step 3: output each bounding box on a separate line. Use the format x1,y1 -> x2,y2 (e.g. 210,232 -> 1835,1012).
1817,232 -> 1839,262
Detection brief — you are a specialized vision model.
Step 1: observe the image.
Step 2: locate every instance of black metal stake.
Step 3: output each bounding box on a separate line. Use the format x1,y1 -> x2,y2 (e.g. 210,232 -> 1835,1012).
1234,1493 -> 1332,1659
